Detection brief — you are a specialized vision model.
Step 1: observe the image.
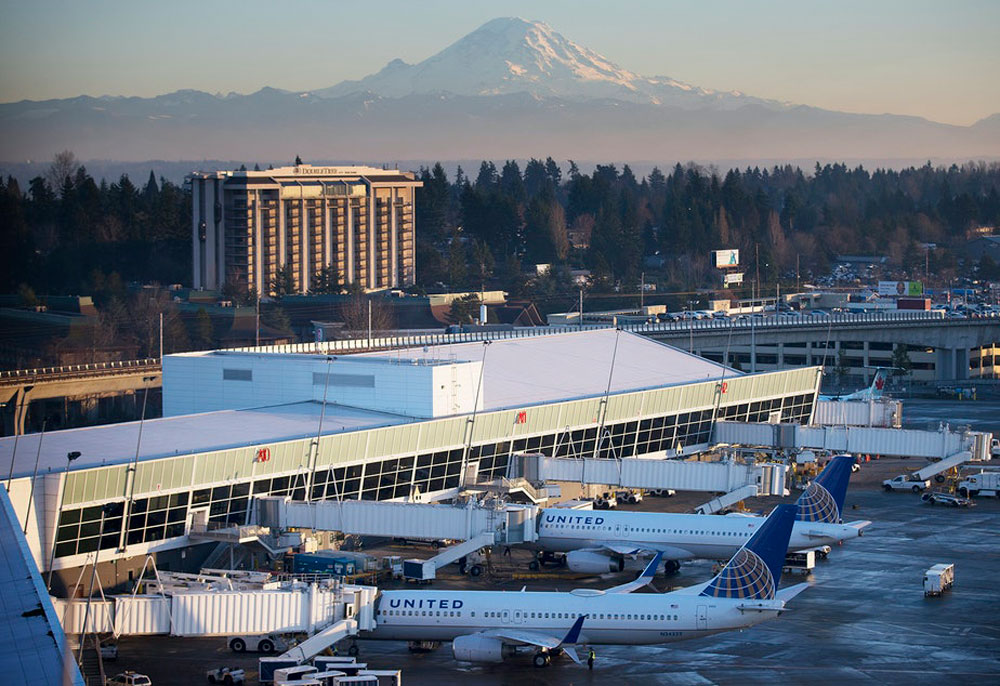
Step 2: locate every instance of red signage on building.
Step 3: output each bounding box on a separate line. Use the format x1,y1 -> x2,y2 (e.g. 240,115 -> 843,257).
515,411 -> 527,424
256,447 -> 271,463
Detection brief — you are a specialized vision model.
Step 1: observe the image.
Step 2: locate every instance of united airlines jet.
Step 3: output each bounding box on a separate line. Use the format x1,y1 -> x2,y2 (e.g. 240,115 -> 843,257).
534,455 -> 870,574
367,504 -> 806,667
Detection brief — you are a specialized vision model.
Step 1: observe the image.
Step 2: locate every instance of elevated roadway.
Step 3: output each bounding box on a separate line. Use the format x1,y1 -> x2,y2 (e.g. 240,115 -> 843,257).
0,359 -> 160,435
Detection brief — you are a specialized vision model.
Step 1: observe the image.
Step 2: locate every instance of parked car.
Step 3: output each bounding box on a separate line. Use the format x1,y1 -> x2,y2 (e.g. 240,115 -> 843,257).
106,673 -> 152,686
207,667 -> 245,685
648,488 -> 676,497
100,642 -> 118,662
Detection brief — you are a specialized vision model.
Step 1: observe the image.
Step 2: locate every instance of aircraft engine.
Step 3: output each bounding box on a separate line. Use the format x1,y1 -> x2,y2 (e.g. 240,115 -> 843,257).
452,634 -> 516,663
565,550 -> 625,574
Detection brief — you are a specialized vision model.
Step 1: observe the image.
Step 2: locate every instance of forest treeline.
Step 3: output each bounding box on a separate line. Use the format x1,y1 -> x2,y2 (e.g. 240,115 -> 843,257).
415,159 -> 1000,295
3,152 -> 1000,299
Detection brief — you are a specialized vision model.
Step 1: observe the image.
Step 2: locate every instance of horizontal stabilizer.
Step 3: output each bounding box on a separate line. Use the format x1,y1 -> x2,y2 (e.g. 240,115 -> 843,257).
775,582 -> 810,604
846,520 -> 872,532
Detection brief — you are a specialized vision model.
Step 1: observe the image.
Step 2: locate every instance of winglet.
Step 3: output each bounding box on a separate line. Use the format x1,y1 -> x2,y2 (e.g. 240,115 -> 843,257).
560,614 -> 587,645
641,551 -> 664,578
602,551 -> 664,594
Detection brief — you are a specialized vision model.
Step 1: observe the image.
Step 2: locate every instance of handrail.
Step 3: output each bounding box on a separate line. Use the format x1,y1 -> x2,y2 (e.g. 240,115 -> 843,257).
0,357 -> 160,382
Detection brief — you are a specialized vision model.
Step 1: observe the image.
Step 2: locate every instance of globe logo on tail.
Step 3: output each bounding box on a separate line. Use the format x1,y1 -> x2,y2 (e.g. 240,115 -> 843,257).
700,548 -> 776,600
796,480 -> 840,523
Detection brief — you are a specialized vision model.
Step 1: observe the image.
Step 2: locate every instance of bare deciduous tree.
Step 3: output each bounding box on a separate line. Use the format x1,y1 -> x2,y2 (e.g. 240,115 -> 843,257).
45,150 -> 79,195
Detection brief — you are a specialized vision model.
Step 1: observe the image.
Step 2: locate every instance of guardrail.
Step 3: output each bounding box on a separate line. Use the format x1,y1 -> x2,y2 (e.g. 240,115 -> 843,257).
2,310 -> 994,377
226,309 -> 988,356
0,358 -> 160,383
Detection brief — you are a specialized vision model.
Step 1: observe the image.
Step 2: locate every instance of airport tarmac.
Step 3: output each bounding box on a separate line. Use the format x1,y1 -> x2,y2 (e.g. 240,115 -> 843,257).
901,397 -> 1000,435
114,459 -> 1000,685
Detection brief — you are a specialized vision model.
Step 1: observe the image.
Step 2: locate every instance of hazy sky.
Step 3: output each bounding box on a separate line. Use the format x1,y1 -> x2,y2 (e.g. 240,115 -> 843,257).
1,0 -> 998,125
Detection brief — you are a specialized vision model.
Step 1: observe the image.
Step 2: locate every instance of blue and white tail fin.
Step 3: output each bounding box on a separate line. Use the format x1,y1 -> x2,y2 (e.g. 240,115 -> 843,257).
699,504 -> 797,601
796,455 -> 854,523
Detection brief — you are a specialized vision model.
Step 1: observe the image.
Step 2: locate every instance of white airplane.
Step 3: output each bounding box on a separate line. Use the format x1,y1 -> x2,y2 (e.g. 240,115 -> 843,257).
534,455 -> 870,574
367,504 -> 806,668
820,367 -> 890,402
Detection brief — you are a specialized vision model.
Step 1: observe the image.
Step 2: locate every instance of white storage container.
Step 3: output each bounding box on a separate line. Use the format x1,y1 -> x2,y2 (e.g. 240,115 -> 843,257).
923,563 -> 955,596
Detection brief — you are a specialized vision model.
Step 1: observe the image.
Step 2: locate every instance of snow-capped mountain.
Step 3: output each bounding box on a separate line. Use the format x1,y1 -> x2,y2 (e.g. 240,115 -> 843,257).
0,17 -> 996,163
315,17 -> 779,110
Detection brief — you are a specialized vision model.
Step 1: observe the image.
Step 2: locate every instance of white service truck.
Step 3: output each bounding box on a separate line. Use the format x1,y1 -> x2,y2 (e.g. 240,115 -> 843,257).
882,474 -> 931,493
924,563 -> 955,597
958,470 -> 1000,498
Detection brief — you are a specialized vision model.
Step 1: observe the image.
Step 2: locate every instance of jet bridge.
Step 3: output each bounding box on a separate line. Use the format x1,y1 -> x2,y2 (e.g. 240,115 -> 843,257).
713,422 -> 993,462
256,497 -> 541,581
516,454 -> 789,496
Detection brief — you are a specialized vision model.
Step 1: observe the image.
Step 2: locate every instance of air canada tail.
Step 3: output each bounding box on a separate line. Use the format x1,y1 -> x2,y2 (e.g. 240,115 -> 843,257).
869,368 -> 888,399
796,455 -> 855,523
699,504 -> 797,601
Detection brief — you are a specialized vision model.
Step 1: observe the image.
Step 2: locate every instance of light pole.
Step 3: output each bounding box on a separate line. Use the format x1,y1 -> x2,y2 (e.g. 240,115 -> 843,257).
46,450 -> 81,590
687,300 -> 698,353
22,418 -> 46,535
120,374 -> 157,552
306,356 -> 334,503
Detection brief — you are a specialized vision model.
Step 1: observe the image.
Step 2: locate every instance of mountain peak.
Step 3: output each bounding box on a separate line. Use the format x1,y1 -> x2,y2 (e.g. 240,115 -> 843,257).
313,17 -> 774,109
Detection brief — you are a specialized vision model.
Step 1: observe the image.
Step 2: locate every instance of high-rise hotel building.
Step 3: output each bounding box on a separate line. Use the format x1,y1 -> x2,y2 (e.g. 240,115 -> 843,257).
189,165 -> 421,294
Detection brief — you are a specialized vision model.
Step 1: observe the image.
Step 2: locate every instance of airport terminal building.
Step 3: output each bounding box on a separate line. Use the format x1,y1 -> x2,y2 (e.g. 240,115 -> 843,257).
1,330 -> 820,591
190,164 -> 421,295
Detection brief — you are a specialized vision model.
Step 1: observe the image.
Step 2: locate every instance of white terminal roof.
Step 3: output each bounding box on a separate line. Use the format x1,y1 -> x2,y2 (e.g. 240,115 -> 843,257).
0,330 -> 736,478
0,488 -> 83,684
0,402 -> 412,479
358,329 -> 737,411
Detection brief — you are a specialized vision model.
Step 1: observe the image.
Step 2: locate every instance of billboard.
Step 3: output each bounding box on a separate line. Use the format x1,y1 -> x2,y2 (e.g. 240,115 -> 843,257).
713,249 -> 740,268
877,281 -> 923,297
723,272 -> 744,286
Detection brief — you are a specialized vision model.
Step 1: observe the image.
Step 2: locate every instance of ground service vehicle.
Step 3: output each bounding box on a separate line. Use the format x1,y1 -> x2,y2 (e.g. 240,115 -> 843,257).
107,673 -> 152,686
593,492 -> 617,509
924,563 -> 955,597
228,634 -> 288,653
615,490 -> 642,504
207,667 -> 245,684
883,474 -> 930,492
958,470 -> 1000,497
921,491 -> 974,507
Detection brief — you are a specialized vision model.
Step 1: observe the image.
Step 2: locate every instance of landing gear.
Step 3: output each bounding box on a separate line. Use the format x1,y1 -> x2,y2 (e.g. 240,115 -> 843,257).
664,559 -> 681,574
407,640 -> 440,653
533,651 -> 551,668
347,640 -> 360,657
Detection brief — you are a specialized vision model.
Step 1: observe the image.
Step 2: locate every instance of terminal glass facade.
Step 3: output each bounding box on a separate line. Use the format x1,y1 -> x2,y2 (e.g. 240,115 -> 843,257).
50,387 -> 816,559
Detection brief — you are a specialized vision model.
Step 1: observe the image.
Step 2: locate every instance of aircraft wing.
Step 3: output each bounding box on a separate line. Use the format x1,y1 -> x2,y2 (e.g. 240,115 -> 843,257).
597,542 -> 645,556
846,520 -> 873,533
480,615 -> 588,664
483,627 -> 563,649
603,551 -> 664,594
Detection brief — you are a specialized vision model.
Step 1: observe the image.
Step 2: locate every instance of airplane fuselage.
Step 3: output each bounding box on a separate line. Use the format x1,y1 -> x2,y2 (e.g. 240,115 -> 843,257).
367,588 -> 778,645
534,509 -> 860,559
